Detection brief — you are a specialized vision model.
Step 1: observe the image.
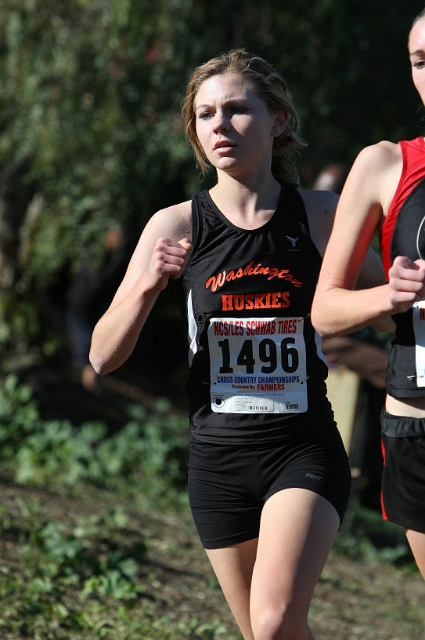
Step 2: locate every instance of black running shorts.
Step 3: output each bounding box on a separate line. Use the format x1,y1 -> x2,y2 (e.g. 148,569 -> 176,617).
381,409 -> 425,533
188,423 -> 351,549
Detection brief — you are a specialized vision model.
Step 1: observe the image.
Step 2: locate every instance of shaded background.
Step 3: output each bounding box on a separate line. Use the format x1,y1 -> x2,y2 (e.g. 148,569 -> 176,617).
1,0 -> 425,427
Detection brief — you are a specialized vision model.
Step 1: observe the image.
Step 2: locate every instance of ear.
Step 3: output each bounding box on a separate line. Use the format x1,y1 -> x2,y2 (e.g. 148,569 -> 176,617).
271,110 -> 288,137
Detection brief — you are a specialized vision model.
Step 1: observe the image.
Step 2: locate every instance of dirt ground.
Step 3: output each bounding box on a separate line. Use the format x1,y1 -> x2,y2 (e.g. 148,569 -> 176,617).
0,482 -> 423,640
139,508 -> 425,640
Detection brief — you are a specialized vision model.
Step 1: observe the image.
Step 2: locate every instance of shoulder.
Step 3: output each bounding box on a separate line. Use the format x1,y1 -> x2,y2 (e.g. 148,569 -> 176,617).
349,141 -> 402,189
297,188 -> 338,256
353,140 -> 401,172
133,200 -> 192,260
347,141 -> 403,214
144,200 -> 192,243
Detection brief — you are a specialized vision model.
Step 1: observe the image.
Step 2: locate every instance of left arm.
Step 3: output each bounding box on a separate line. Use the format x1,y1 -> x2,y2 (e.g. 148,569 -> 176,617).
300,187 -> 395,335
309,143 -> 425,338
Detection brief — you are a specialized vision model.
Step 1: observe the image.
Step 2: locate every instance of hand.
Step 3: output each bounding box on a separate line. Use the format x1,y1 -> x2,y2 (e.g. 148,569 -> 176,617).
147,237 -> 192,289
388,256 -> 425,312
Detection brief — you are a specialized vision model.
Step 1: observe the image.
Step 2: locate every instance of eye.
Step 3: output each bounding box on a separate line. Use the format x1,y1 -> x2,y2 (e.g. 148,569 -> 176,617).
413,59 -> 425,69
198,111 -> 214,120
230,106 -> 248,114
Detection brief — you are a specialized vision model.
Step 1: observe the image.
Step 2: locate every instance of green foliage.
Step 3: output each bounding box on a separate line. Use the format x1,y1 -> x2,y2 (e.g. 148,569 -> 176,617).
0,5 -> 424,630
0,374 -> 40,458
0,0 -> 196,284
1,0 -> 423,275
0,504 -> 143,636
1,0 -> 424,372
334,500 -> 415,569
0,497 -> 238,639
9,507 -> 145,599
0,375 -> 189,506
0,375 -> 422,638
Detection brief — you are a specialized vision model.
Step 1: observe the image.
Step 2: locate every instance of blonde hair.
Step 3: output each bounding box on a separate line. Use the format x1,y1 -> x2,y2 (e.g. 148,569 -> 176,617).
181,49 -> 305,185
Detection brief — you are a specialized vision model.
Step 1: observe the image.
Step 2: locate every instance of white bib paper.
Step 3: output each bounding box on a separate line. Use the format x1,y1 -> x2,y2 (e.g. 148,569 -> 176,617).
413,301 -> 425,387
208,317 -> 307,413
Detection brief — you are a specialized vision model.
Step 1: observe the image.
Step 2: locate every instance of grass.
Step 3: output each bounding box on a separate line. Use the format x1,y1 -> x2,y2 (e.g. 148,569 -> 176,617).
0,482 -> 241,640
0,479 -> 423,640
0,375 -> 423,639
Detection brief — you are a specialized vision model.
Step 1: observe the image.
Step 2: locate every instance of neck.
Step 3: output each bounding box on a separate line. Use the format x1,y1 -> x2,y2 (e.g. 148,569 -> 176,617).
209,170 -> 282,220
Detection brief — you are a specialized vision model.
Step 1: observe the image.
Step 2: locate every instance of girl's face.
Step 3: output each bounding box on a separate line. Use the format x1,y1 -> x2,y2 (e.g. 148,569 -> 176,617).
194,72 -> 286,177
409,19 -> 425,104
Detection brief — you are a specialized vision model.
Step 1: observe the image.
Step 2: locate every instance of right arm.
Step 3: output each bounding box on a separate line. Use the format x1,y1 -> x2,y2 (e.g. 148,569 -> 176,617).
311,142 -> 425,338
89,203 -> 192,374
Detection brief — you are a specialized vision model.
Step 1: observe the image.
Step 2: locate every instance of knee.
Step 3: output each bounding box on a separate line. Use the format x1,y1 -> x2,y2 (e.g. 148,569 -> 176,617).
251,602 -> 308,640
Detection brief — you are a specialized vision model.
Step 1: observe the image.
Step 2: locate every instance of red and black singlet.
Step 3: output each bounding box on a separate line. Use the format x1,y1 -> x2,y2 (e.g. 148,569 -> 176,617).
380,137 -> 425,397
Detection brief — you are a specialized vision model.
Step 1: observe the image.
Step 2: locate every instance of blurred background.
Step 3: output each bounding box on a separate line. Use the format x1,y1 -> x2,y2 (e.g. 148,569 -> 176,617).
1,2 -> 425,638
1,0 -> 424,426
1,0 -> 425,489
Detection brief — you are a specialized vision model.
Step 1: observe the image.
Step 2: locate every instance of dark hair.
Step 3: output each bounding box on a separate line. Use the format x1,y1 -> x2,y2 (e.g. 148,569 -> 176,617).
181,48 -> 305,185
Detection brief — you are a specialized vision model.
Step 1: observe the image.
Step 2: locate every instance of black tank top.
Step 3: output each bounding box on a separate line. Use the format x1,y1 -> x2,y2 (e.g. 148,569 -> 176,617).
175,181 -> 333,443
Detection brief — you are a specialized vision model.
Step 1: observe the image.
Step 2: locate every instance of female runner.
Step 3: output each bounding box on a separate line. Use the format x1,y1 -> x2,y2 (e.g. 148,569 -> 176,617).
312,10 -> 425,580
90,49 -> 390,639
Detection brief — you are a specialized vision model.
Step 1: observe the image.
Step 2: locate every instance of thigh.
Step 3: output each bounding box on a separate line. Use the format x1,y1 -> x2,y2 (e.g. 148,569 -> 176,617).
188,440 -> 262,549
405,529 -> 425,579
206,540 -> 258,640
251,488 -> 340,624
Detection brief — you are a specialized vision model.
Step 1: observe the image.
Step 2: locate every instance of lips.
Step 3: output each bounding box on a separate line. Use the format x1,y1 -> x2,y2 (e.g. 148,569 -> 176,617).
214,140 -> 235,150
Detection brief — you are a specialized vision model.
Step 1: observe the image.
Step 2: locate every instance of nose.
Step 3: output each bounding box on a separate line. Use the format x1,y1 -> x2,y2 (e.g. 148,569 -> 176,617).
213,109 -> 230,132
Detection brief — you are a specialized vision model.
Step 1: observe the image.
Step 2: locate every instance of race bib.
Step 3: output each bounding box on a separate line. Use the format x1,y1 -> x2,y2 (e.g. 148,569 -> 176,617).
413,301 -> 425,387
208,317 -> 307,413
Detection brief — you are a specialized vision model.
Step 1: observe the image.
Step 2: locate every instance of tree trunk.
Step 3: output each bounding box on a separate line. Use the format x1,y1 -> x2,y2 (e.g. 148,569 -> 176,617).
0,161 -> 37,293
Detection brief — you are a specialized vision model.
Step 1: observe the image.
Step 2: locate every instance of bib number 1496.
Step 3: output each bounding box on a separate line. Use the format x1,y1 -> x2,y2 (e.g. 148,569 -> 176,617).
217,336 -> 299,374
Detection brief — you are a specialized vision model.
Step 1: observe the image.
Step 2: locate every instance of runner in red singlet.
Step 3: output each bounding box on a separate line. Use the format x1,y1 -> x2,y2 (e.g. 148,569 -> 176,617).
312,9 -> 425,580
